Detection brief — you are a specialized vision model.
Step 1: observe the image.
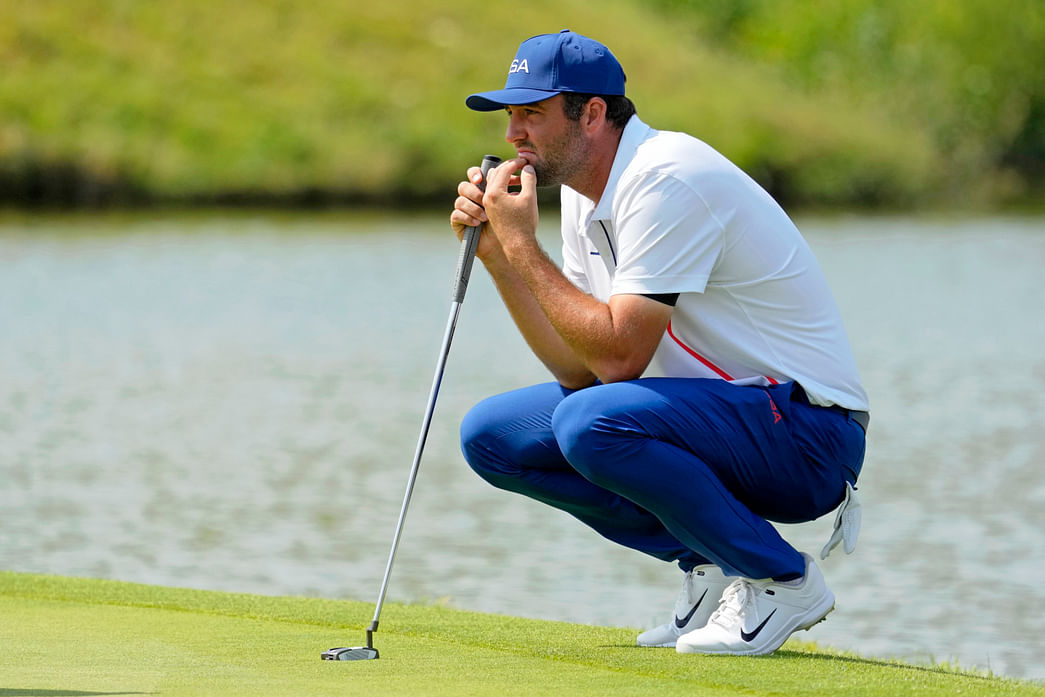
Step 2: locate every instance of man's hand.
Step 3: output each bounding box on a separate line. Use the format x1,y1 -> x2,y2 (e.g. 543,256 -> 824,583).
482,158 -> 539,257
450,165 -> 502,261
451,166 -> 486,231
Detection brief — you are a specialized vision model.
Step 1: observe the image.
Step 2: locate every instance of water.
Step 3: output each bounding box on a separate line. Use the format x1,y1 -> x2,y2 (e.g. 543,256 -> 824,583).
1,211 -> 1043,680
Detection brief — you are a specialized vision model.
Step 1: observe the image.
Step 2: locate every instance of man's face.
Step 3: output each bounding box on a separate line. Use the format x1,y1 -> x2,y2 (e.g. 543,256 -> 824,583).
504,95 -> 587,188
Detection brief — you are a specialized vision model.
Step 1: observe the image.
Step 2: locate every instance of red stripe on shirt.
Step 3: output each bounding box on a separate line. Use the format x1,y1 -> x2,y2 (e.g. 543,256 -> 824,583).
665,321 -> 780,385
666,320 -> 735,381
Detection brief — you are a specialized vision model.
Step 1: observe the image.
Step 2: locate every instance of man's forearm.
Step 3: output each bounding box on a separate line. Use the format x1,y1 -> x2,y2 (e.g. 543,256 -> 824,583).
497,235 -> 670,384
474,158 -> 668,385
481,248 -> 596,389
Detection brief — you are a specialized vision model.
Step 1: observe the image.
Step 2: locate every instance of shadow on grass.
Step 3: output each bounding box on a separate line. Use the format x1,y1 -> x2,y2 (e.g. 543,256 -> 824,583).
598,645 -> 998,681
0,690 -> 153,696
770,648 -> 999,680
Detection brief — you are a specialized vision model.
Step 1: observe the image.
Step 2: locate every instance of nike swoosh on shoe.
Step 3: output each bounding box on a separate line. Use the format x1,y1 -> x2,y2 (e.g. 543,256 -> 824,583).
673,589 -> 709,628
740,609 -> 777,642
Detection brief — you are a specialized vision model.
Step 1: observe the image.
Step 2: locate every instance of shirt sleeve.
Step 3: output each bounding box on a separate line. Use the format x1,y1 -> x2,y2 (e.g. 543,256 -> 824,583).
610,172 -> 724,296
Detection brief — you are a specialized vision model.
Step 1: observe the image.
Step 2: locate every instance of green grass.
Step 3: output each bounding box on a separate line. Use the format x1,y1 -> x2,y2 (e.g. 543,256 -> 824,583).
1,572 -> 1041,697
6,0 -> 1030,208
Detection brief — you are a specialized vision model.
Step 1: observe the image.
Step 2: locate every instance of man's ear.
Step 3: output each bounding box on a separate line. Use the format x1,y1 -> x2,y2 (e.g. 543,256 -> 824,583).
583,97 -> 608,132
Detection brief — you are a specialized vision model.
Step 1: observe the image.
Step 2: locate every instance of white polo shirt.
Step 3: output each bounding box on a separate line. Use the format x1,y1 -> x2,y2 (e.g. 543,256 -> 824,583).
559,116 -> 868,411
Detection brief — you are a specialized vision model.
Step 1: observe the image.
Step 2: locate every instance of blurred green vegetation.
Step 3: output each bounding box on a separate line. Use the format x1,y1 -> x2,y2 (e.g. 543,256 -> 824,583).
653,0 -> 1045,205
1,0 -> 1042,208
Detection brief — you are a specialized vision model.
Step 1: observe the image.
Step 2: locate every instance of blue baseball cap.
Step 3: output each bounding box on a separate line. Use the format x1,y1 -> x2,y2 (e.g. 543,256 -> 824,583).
466,30 -> 626,112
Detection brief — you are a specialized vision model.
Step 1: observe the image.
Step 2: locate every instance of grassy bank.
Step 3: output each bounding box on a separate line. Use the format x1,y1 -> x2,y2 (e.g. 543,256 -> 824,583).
4,1 -> 1039,209
1,571 -> 1042,696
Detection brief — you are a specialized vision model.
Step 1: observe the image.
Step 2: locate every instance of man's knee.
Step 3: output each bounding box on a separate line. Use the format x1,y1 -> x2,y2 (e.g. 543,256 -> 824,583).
460,398 -> 507,481
551,386 -> 632,485
460,389 -> 561,487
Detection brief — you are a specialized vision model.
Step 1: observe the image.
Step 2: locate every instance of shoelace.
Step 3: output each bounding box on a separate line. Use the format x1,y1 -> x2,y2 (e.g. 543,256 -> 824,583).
709,578 -> 768,629
674,568 -> 706,613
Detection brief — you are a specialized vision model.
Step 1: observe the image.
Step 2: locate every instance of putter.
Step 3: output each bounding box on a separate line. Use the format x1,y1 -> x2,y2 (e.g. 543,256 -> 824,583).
323,154 -> 502,661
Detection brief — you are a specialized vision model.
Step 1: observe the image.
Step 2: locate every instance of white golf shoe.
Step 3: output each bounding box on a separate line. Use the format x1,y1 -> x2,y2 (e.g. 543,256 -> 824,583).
676,553 -> 835,656
636,564 -> 735,647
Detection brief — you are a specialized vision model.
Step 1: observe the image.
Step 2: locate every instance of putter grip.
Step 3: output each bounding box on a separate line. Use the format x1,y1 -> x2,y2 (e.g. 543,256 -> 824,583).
451,154 -> 502,303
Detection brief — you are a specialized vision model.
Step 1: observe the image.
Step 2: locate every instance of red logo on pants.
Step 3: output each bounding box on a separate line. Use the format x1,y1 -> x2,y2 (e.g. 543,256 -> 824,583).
769,396 -> 782,424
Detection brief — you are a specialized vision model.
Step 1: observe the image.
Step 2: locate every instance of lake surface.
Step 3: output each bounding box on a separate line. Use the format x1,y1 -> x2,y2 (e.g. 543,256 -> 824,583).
1,210 -> 1043,680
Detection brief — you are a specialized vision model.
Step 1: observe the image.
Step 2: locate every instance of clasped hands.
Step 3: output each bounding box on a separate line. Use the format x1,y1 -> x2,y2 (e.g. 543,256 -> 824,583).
451,157 -> 540,262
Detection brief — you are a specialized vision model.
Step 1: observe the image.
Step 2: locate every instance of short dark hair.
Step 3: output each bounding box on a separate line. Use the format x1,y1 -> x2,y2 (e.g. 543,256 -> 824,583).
561,92 -> 636,129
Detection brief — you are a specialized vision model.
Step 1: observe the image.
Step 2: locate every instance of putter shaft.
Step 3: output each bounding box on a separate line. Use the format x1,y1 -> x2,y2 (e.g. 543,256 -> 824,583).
325,154 -> 501,661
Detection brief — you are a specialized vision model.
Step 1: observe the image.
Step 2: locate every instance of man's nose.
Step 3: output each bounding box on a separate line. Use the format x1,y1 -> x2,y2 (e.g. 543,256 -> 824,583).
505,113 -> 525,144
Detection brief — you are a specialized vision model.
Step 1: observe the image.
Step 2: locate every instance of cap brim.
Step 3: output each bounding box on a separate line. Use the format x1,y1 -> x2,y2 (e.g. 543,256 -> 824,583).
465,88 -> 562,112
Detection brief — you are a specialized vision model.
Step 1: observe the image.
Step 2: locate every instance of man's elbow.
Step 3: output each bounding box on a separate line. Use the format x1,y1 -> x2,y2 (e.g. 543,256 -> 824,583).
553,349 -> 656,388
550,365 -> 598,391
556,374 -> 597,390
592,355 -> 652,384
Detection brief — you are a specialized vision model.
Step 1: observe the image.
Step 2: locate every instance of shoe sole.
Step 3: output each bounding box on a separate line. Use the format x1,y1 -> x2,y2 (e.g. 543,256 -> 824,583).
677,597 -> 835,657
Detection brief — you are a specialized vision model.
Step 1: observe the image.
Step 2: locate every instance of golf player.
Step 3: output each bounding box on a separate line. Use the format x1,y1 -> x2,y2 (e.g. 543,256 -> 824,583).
449,30 -> 869,656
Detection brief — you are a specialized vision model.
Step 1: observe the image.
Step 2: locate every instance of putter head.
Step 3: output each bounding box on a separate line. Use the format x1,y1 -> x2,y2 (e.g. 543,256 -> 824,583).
322,646 -> 379,661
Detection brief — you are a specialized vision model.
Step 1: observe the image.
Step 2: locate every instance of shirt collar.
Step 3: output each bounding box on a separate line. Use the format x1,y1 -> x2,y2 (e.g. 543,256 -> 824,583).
589,115 -> 652,222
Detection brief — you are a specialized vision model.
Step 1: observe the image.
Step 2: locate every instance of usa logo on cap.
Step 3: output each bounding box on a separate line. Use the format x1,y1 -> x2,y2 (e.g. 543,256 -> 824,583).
466,30 -> 626,111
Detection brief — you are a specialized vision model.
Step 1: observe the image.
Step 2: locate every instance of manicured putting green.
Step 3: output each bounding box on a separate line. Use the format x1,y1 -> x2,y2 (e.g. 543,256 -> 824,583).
1,572 -> 1039,697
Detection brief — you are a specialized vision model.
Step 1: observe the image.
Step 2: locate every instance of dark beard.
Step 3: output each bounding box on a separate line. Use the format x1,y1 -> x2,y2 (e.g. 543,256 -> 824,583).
525,121 -> 586,188
532,160 -> 570,188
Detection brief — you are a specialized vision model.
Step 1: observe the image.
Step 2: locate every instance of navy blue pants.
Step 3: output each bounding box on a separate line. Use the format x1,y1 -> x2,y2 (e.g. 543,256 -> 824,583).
460,378 -> 865,580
